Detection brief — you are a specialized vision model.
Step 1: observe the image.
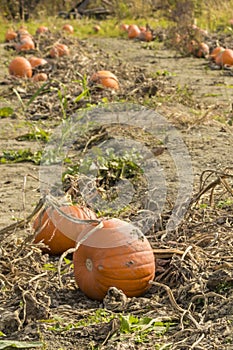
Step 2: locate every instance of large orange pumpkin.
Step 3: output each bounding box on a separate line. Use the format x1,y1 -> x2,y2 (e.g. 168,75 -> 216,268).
73,218 -> 155,300
215,48 -> 233,66
33,205 -> 97,255
9,57 -> 32,78
90,70 -> 119,90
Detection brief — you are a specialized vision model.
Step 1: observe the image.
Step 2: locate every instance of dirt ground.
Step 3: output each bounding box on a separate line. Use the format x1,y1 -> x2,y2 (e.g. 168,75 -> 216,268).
0,29 -> 233,350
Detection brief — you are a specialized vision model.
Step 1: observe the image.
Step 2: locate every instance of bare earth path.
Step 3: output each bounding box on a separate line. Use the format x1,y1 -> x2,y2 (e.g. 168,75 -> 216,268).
0,36 -> 232,350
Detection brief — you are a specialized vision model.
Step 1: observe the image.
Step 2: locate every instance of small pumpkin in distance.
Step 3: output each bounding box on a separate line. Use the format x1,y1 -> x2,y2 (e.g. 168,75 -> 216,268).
5,29 -> 17,42
138,30 -> 153,42
127,24 -> 141,39
50,43 -> 70,58
120,23 -> 129,32
93,25 -> 101,33
28,56 -> 48,68
90,70 -> 119,90
33,205 -> 97,255
9,56 -> 32,78
195,42 -> 209,58
36,26 -> 49,35
32,73 -> 48,82
62,24 -> 74,34
73,218 -> 155,301
15,37 -> 35,51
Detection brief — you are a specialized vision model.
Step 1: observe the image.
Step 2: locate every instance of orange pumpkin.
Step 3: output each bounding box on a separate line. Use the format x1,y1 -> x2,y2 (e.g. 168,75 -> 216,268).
209,46 -> 224,61
138,30 -> 153,42
28,56 -> 48,68
33,205 -> 97,255
215,48 -> 233,66
36,26 -> 49,35
93,25 -> 101,32
195,42 -> 209,58
32,73 -> 48,82
15,37 -> 35,51
62,24 -> 74,34
139,26 -> 146,32
5,29 -> 17,42
9,57 -> 32,78
120,23 -> 129,32
90,70 -> 119,90
50,43 -> 70,58
128,24 -> 140,39
73,218 -> 155,300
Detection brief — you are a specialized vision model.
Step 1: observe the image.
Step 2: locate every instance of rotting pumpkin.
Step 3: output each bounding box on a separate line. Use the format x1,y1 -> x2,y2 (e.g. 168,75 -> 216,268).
73,218 -> 155,301
33,205 -> 97,255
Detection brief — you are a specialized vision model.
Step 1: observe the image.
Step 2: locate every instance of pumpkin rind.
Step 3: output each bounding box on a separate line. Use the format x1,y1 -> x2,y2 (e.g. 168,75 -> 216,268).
9,57 -> 32,78
90,70 -> 119,90
215,48 -> 233,66
33,205 -> 97,255
128,24 -> 140,39
73,218 -> 155,300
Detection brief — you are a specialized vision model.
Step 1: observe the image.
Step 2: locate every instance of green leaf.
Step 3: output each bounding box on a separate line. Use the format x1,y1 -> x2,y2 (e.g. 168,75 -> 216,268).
0,107 -> 14,118
0,340 -> 43,349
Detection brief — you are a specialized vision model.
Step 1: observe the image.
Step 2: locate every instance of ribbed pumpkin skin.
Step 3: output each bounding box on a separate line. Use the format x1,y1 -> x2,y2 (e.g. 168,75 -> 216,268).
33,205 -> 97,255
73,219 -> 155,300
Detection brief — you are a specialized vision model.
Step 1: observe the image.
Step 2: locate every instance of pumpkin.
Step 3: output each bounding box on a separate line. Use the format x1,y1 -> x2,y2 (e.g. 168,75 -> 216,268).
195,42 -> 209,58
15,37 -> 35,51
33,205 -> 97,255
9,57 -> 32,78
28,56 -> 48,68
5,29 -> 17,42
128,24 -> 140,39
139,26 -> 146,32
215,48 -> 233,66
120,23 -> 129,32
62,24 -> 74,34
36,26 -> 49,35
90,70 -> 119,90
32,73 -> 48,82
73,218 -> 155,300
50,43 -> 70,58
138,30 -> 153,42
209,46 -> 224,61
93,25 -> 101,33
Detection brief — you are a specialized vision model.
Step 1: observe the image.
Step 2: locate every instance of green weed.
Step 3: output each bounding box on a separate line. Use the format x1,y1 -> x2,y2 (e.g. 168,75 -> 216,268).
0,149 -> 42,164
